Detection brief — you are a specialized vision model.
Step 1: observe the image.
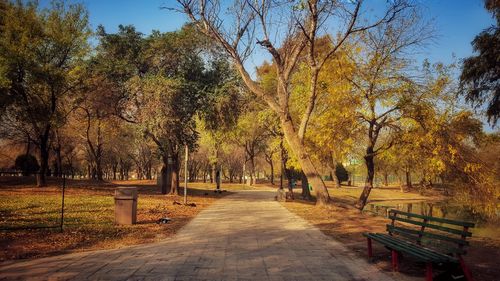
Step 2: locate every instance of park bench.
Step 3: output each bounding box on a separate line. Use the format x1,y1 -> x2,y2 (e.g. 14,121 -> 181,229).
363,209 -> 475,281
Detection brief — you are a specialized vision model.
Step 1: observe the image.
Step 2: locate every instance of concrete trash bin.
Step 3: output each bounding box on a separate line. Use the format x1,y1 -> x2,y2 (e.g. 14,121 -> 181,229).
114,187 -> 138,225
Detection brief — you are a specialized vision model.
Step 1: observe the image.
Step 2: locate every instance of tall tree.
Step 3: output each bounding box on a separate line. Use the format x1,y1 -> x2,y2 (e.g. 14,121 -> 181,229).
346,8 -> 431,209
176,0 -> 412,205
460,0 -> 500,126
232,107 -> 268,185
0,1 -> 90,186
127,75 -> 199,194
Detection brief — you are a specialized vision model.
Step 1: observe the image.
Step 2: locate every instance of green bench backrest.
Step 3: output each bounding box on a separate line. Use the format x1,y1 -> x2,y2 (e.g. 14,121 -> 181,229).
387,209 -> 475,256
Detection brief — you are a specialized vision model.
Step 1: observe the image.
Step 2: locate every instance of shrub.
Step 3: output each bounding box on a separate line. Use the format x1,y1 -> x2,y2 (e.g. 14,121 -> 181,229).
335,163 -> 349,182
14,154 -> 40,176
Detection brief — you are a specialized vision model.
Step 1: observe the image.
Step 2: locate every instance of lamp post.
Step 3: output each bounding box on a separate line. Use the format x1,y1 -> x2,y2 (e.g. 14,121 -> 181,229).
184,144 -> 188,204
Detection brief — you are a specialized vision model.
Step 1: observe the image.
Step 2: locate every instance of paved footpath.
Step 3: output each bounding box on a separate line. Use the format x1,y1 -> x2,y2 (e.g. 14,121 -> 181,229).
0,191 -> 396,281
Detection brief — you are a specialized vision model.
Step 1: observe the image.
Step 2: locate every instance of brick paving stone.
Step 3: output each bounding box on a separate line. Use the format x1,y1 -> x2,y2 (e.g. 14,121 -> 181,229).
0,190 -> 397,280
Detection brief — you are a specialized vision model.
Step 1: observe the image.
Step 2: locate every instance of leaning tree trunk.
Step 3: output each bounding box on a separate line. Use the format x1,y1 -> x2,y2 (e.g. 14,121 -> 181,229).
356,148 -> 375,210
331,168 -> 341,188
280,115 -> 330,205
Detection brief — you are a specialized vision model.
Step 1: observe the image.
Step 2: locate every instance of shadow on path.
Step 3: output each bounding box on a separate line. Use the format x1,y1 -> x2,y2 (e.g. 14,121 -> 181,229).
0,190 -> 396,281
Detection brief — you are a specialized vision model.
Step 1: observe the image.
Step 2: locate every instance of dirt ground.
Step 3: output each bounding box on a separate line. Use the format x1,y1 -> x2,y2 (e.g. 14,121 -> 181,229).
280,186 -> 500,281
0,176 -> 228,262
2,177 -> 498,280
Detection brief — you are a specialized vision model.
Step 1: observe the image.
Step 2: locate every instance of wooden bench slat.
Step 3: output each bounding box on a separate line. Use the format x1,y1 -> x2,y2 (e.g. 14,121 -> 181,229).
387,225 -> 469,246
420,238 -> 467,255
384,228 -> 467,255
366,233 -> 450,262
365,233 -> 457,263
389,226 -> 420,241
365,233 -> 438,262
374,233 -> 459,262
389,215 -> 472,237
364,211 -> 474,279
389,209 -> 475,227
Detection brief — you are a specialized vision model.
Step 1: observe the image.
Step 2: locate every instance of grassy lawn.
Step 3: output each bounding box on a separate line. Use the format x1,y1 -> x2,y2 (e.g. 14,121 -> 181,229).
278,184 -> 500,281
0,177 -> 231,261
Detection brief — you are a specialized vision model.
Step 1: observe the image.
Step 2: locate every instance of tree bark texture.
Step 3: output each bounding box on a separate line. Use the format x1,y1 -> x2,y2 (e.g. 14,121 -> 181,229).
356,148 -> 375,210
280,115 -> 330,204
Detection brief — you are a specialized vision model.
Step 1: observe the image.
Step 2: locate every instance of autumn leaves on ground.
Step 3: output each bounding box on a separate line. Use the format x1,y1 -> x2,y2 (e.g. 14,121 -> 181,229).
282,186 -> 500,281
2,177 -> 500,280
0,177 -> 228,261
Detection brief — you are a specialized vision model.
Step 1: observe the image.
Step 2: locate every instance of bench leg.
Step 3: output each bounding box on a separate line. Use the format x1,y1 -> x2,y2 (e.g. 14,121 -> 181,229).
459,256 -> 474,281
367,237 -> 373,259
426,262 -> 433,281
391,250 -> 399,272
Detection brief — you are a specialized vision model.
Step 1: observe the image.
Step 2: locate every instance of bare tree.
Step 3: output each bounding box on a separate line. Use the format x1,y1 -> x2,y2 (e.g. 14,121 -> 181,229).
174,0 -> 411,205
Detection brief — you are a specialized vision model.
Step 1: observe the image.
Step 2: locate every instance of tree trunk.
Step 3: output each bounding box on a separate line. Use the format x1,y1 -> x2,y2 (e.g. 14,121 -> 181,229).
215,165 -> 221,191
279,138 -> 285,190
285,168 -> 294,200
331,168 -> 341,188
112,163 -> 117,180
54,130 -> 63,177
242,162 -> 246,185
280,115 -> 330,204
209,166 -> 213,183
96,156 -> 103,181
160,155 -> 172,194
405,168 -> 412,189
169,153 -> 179,195
330,153 -> 341,188
37,126 -> 50,187
55,147 -> 62,178
398,172 -> 405,192
383,172 -> 389,187
265,153 -> 274,185
301,171 -> 312,200
249,154 -> 255,186
356,151 -> 375,210
25,135 -> 31,155
146,162 -> 152,180
269,160 -> 274,185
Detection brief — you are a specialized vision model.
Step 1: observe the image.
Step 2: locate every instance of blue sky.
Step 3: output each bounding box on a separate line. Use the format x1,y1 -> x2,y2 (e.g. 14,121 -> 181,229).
67,0 -> 494,66
40,0 -> 496,129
